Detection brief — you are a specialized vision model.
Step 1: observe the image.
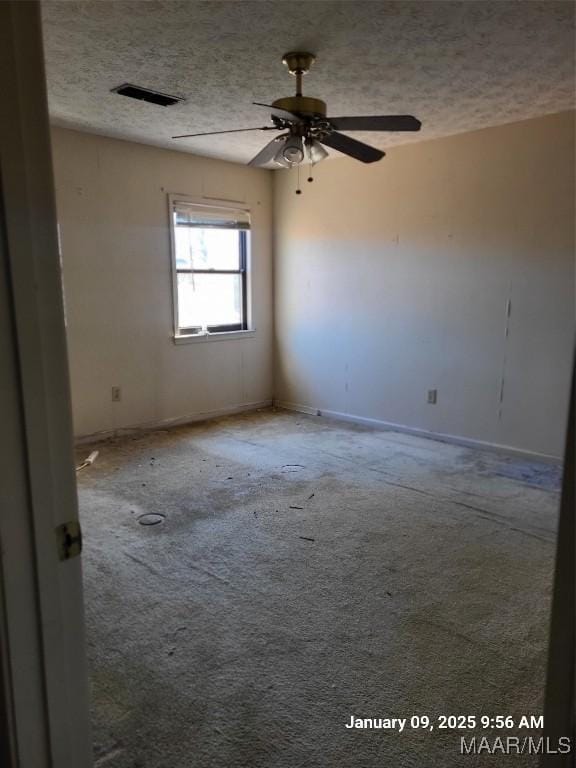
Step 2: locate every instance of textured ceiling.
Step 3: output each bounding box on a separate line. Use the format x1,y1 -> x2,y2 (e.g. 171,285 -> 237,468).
41,1 -> 575,166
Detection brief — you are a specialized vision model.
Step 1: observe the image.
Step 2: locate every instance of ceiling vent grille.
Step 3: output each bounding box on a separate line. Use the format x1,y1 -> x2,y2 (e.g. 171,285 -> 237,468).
111,83 -> 184,107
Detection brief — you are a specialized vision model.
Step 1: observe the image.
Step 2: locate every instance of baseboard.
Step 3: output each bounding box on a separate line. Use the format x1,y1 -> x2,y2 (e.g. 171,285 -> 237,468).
274,400 -> 562,464
75,396 -> 562,463
75,400 -> 273,445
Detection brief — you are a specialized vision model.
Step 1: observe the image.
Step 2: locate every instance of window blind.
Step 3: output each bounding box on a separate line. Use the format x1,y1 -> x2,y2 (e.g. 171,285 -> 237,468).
174,202 -> 250,230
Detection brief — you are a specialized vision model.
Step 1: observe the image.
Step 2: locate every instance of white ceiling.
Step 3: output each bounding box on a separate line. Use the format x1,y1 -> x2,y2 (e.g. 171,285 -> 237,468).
41,1 -> 575,166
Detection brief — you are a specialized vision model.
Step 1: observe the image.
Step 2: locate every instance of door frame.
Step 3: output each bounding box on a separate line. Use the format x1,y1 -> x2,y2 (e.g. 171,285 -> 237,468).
0,2 -> 92,765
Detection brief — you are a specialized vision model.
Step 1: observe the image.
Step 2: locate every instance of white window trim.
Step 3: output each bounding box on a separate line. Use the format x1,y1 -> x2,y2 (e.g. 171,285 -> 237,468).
174,329 -> 256,344
167,194 -> 255,342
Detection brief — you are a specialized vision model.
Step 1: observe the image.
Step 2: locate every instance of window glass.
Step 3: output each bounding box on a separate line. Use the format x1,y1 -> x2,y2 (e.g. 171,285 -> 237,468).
174,227 -> 241,271
177,273 -> 242,330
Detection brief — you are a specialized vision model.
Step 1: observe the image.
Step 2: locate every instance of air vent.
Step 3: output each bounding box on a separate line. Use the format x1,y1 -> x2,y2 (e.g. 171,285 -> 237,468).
111,83 -> 183,107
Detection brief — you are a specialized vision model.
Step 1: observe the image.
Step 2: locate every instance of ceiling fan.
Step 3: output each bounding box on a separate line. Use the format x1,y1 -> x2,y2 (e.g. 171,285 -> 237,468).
173,52 -> 421,179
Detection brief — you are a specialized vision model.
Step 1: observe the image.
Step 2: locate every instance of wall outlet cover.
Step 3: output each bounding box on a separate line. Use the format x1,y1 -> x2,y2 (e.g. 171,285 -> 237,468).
427,389 -> 437,404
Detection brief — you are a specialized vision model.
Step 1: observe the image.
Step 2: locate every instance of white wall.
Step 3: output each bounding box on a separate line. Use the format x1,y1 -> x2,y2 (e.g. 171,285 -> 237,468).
274,111 -> 575,459
51,128 -> 273,438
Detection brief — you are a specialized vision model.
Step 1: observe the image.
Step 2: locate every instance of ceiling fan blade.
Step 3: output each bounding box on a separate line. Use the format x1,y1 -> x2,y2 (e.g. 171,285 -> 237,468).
253,102 -> 300,122
319,132 -> 385,163
327,115 -> 421,132
248,135 -> 286,167
172,126 -> 279,139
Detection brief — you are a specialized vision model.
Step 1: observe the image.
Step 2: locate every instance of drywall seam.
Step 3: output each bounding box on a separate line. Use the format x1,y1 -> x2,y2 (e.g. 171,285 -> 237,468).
498,285 -> 513,422
270,170 -> 278,406
75,399 -> 272,445
274,400 -> 562,464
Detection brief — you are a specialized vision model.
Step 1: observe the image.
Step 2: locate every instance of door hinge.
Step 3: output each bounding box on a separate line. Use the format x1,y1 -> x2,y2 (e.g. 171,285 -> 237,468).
55,520 -> 82,561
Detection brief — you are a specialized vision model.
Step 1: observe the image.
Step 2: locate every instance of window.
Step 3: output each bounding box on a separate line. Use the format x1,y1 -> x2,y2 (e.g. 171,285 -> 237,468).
170,199 -> 250,337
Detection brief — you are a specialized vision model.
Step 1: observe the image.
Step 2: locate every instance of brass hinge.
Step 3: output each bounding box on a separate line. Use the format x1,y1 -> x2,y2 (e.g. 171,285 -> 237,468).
55,520 -> 82,561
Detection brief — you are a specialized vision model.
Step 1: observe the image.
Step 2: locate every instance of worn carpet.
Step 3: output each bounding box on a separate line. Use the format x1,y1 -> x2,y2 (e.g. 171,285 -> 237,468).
75,409 -> 560,768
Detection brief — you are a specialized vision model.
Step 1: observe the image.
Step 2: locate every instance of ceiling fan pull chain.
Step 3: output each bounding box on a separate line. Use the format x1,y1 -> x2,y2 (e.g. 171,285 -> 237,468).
307,160 -> 314,184
296,164 -> 302,195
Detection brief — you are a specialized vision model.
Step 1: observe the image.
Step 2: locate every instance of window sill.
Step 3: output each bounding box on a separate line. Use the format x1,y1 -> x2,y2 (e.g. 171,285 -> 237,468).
174,329 -> 256,345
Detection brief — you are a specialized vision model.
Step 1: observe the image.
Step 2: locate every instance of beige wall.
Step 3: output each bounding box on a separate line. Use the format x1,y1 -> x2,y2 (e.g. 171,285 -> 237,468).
274,111 -> 575,459
51,128 -> 274,438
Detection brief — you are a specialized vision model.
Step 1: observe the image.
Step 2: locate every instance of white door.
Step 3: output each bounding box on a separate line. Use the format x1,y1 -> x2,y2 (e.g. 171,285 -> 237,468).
0,2 -> 92,765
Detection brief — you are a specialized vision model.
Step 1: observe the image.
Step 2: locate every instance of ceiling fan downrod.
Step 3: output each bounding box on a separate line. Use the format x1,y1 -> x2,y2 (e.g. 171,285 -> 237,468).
282,51 -> 315,97
274,52 -> 327,119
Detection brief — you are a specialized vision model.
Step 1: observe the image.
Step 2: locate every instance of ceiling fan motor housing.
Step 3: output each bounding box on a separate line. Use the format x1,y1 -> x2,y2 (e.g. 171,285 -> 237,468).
272,96 -> 327,118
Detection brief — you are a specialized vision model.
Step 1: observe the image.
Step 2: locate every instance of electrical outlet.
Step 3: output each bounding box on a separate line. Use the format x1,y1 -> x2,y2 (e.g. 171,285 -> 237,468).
427,389 -> 437,404
111,386 -> 121,402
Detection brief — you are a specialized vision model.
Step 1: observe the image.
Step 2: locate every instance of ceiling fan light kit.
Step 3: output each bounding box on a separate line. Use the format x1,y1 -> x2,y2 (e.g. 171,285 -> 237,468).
276,134 -> 305,166
172,52 -> 422,195
305,138 -> 329,165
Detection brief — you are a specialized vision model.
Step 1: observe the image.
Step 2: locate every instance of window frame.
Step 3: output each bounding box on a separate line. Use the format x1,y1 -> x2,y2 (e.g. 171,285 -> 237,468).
168,195 -> 253,341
